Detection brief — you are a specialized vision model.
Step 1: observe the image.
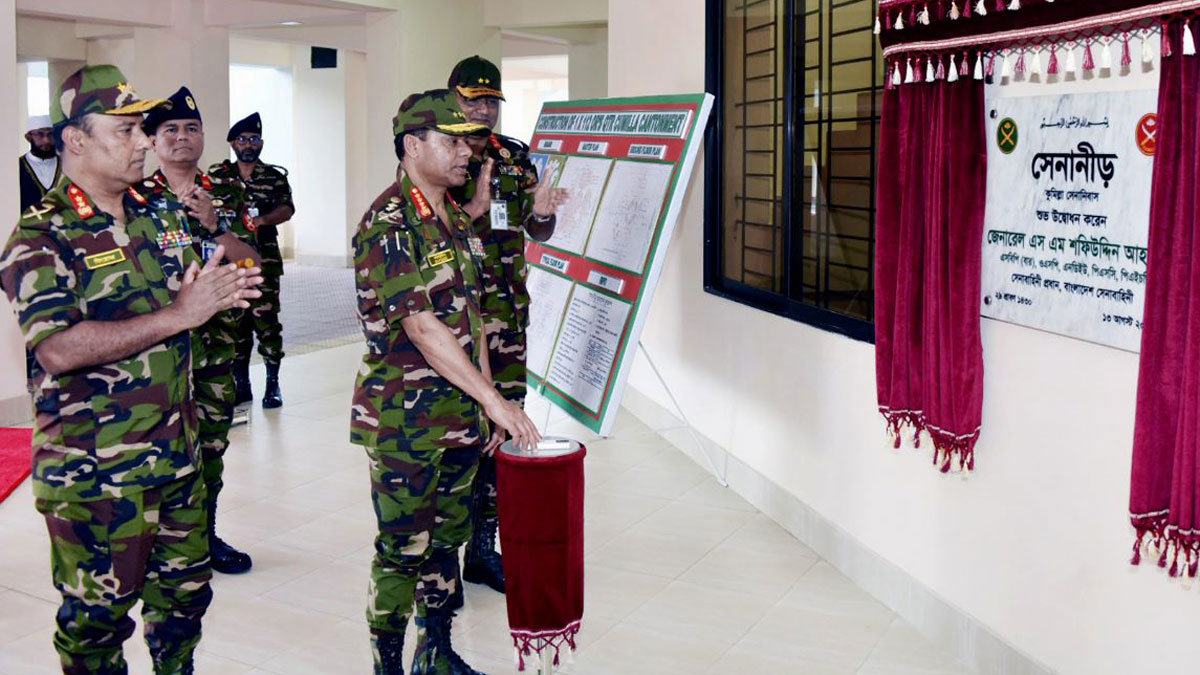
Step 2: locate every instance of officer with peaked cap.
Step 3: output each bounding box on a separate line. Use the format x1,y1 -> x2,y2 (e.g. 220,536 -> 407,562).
143,85 -> 262,576
351,88 -> 542,675
210,111 -> 294,410
447,55 -> 568,596
0,64 -> 263,674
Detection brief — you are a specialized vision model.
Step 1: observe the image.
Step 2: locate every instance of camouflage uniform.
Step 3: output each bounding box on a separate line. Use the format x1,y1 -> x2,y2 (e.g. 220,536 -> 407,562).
452,133 -> 539,404
139,169 -> 249,501
207,159 -> 291,364
449,55 -> 551,596
1,93 -> 215,675
0,66 -> 213,675
352,172 -> 490,633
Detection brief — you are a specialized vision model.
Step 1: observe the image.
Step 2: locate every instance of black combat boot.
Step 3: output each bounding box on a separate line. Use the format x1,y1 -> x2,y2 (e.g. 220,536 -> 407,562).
233,357 -> 253,405
261,359 -> 282,409
463,516 -> 504,593
208,496 -> 252,574
411,607 -> 485,675
463,458 -> 505,593
371,629 -> 406,675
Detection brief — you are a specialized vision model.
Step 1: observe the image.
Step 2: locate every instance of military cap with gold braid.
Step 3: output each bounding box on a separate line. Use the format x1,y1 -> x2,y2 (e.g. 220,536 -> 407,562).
51,64 -> 168,126
448,55 -> 505,100
393,88 -> 490,137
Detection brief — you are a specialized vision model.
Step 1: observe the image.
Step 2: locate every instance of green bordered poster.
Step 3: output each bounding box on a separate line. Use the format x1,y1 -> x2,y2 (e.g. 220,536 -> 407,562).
523,93 -> 713,435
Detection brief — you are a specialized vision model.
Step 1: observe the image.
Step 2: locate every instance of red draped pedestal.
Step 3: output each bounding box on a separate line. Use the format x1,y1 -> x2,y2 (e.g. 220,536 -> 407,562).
496,440 -> 586,671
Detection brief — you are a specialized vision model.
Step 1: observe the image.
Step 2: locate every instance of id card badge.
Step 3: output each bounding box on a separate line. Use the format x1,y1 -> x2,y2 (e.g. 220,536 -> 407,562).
489,200 -> 510,231
201,239 -> 219,262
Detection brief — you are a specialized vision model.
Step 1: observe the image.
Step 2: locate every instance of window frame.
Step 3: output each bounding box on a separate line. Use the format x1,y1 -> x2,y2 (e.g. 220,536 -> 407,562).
703,0 -> 876,343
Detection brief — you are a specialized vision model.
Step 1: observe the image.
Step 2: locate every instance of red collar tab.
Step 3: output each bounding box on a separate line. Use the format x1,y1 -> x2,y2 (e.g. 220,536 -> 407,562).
199,174 -> 213,191
410,185 -> 433,220
67,184 -> 95,218
489,134 -> 511,159
126,187 -> 147,204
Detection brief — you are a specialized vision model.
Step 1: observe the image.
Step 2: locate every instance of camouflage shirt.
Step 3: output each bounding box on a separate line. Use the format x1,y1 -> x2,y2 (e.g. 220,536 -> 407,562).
451,133 -> 538,332
139,169 -> 245,370
350,174 -> 489,452
207,160 -> 293,245
0,179 -> 200,502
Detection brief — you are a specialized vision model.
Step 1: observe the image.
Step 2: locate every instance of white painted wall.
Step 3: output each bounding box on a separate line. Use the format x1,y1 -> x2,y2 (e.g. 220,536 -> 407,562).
0,0 -> 27,425
290,45 -> 349,267
608,1 -> 1200,674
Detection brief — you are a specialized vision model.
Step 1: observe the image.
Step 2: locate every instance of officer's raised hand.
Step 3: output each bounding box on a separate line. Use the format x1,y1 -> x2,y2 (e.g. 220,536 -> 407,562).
531,162 -> 568,218
172,245 -> 264,328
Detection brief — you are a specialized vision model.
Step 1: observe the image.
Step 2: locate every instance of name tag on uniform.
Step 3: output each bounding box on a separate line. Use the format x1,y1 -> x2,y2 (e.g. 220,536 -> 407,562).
468,236 -> 486,258
427,249 -> 456,267
84,248 -> 126,270
490,200 -> 509,231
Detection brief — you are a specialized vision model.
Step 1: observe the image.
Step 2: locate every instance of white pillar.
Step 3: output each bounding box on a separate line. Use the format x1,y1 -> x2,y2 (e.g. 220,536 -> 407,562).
569,29 -> 608,100
365,1 -> 501,191
0,0 -> 29,424
15,61 -> 27,158
132,0 -> 230,170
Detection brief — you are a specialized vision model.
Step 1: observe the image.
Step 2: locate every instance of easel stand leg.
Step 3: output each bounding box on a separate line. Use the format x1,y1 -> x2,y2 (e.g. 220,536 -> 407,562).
637,341 -> 729,487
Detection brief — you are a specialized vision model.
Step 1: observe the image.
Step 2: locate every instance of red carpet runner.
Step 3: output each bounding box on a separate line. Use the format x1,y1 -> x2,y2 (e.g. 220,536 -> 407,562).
0,428 -> 32,505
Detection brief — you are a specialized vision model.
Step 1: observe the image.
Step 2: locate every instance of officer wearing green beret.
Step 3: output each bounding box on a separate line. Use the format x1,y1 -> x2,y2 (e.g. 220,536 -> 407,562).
143,86 -> 261,576
351,88 -> 542,675
210,111 -> 294,409
447,55 -> 569,594
0,65 -> 263,675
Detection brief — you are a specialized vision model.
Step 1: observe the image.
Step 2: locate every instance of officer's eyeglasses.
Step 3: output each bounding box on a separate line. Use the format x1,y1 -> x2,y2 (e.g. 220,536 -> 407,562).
234,136 -> 263,145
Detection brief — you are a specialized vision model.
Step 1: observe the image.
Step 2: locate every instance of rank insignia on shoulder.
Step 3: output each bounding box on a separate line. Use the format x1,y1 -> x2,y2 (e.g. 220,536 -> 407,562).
426,248 -> 456,267
84,248 -> 127,270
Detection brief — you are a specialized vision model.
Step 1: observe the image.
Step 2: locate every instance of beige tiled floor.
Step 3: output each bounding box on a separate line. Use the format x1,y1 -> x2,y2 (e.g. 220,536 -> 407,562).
0,343 -> 971,674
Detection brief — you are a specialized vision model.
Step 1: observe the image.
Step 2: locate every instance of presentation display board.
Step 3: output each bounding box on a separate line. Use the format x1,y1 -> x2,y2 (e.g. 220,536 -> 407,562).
982,88 -> 1157,352
523,94 -> 712,435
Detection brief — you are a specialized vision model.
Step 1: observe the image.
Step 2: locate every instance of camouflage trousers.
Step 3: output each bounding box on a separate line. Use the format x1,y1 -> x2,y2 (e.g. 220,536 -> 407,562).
35,472 -> 212,675
236,238 -> 284,363
195,363 -> 235,501
366,444 -> 481,634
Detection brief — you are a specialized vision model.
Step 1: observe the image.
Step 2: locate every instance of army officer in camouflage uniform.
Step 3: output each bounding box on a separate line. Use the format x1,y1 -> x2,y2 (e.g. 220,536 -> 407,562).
210,112 -> 294,409
143,86 -> 261,575
351,89 -> 541,675
0,65 -> 263,675
448,55 -> 568,594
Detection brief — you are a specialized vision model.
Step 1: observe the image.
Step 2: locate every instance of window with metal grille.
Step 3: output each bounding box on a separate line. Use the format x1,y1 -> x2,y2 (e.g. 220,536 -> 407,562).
704,0 -> 882,342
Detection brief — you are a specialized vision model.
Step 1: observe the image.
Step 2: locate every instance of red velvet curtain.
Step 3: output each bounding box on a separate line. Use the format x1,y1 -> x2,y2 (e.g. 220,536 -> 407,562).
1129,17 -> 1200,579
875,78 -> 987,473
